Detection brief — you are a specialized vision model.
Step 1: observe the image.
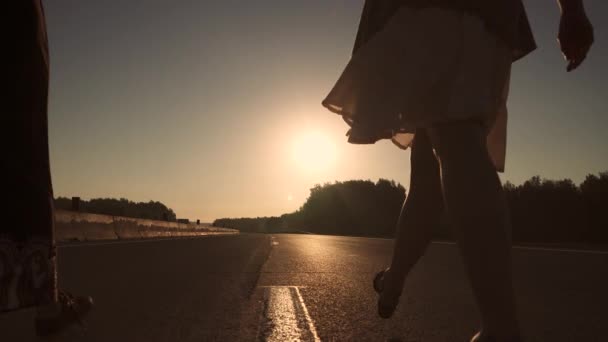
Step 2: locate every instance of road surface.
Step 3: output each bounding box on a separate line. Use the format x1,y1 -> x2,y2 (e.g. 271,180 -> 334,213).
2,234 -> 607,341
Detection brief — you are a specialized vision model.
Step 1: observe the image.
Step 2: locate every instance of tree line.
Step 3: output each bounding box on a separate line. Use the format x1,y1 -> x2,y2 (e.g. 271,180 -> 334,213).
54,197 -> 178,222
213,172 -> 608,244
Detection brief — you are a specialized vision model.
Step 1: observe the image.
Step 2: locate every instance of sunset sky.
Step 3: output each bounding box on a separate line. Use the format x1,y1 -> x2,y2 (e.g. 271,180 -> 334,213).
45,1 -> 607,222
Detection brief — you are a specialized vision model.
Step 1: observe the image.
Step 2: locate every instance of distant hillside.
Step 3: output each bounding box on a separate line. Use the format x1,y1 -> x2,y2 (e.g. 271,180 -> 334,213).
54,197 -> 177,222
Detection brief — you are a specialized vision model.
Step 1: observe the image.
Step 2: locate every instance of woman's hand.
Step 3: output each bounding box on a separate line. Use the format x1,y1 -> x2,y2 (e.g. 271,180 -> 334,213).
558,5 -> 594,72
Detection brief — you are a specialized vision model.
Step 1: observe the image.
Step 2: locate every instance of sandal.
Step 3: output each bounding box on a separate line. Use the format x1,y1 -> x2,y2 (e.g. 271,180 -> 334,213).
35,291 -> 94,337
373,269 -> 401,319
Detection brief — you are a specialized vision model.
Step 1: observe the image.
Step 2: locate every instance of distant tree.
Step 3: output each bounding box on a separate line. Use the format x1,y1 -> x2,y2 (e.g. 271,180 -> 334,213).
213,217 -> 273,233
214,172 -> 608,244
213,180 -> 406,237
580,172 -> 608,243
289,179 -> 406,237
53,197 -> 177,221
506,176 -> 589,243
53,197 -> 73,211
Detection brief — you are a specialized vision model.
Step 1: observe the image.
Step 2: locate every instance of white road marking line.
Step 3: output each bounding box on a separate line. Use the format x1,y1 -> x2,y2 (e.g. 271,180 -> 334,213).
302,235 -> 608,255
433,241 -> 608,255
57,234 -> 234,248
261,286 -> 320,342
265,287 -> 302,342
512,245 -> 608,255
61,234 -> 607,255
293,287 -> 321,342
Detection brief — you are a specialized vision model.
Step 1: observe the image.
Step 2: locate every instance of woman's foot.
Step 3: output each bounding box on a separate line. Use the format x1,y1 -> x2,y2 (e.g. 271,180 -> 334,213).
35,291 -> 94,337
373,268 -> 402,319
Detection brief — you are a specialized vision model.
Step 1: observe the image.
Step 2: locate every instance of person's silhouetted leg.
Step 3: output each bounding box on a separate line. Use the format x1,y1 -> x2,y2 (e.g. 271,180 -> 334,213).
428,122 -> 520,341
1,0 -> 93,336
376,129 -> 443,315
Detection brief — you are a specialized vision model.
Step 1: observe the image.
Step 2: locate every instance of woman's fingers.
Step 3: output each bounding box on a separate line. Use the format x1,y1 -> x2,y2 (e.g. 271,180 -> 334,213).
558,10 -> 594,72
567,58 -> 583,72
561,43 -> 590,72
566,46 -> 590,72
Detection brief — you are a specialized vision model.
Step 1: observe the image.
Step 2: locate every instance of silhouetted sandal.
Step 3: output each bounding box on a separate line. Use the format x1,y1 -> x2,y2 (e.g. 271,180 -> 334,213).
35,291 -> 94,337
373,269 -> 401,319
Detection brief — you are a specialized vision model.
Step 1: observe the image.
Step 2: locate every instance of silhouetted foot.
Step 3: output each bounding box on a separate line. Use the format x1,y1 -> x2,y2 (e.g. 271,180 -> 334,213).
373,269 -> 401,319
471,332 -> 522,342
35,291 -> 94,337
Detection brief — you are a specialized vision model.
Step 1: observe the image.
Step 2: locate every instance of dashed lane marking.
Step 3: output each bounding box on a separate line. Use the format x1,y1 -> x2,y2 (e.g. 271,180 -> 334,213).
259,286 -> 320,342
293,287 -> 321,341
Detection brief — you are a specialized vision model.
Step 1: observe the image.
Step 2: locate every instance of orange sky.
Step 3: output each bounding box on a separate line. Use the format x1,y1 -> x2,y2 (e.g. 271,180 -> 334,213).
46,1 -> 608,221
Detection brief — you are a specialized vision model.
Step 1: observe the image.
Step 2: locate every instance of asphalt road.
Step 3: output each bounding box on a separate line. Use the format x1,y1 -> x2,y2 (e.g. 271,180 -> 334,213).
2,234 -> 608,341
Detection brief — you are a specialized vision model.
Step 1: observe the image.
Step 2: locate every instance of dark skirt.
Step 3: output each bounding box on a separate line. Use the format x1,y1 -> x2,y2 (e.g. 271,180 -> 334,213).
353,0 -> 536,61
323,8 -> 512,171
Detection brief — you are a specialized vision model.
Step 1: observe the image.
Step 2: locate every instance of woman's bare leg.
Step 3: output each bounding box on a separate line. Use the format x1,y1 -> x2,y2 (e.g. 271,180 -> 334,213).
428,122 -> 520,340
381,129 -> 443,299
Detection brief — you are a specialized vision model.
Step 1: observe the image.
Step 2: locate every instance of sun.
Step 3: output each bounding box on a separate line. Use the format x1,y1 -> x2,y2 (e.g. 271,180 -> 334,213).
291,131 -> 337,172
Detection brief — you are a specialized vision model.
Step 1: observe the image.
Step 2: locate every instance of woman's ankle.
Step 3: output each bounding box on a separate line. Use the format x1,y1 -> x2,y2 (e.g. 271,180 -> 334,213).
383,268 -> 405,294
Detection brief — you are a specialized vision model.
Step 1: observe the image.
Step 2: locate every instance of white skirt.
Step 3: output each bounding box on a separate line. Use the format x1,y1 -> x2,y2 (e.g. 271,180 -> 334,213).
323,7 -> 512,171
